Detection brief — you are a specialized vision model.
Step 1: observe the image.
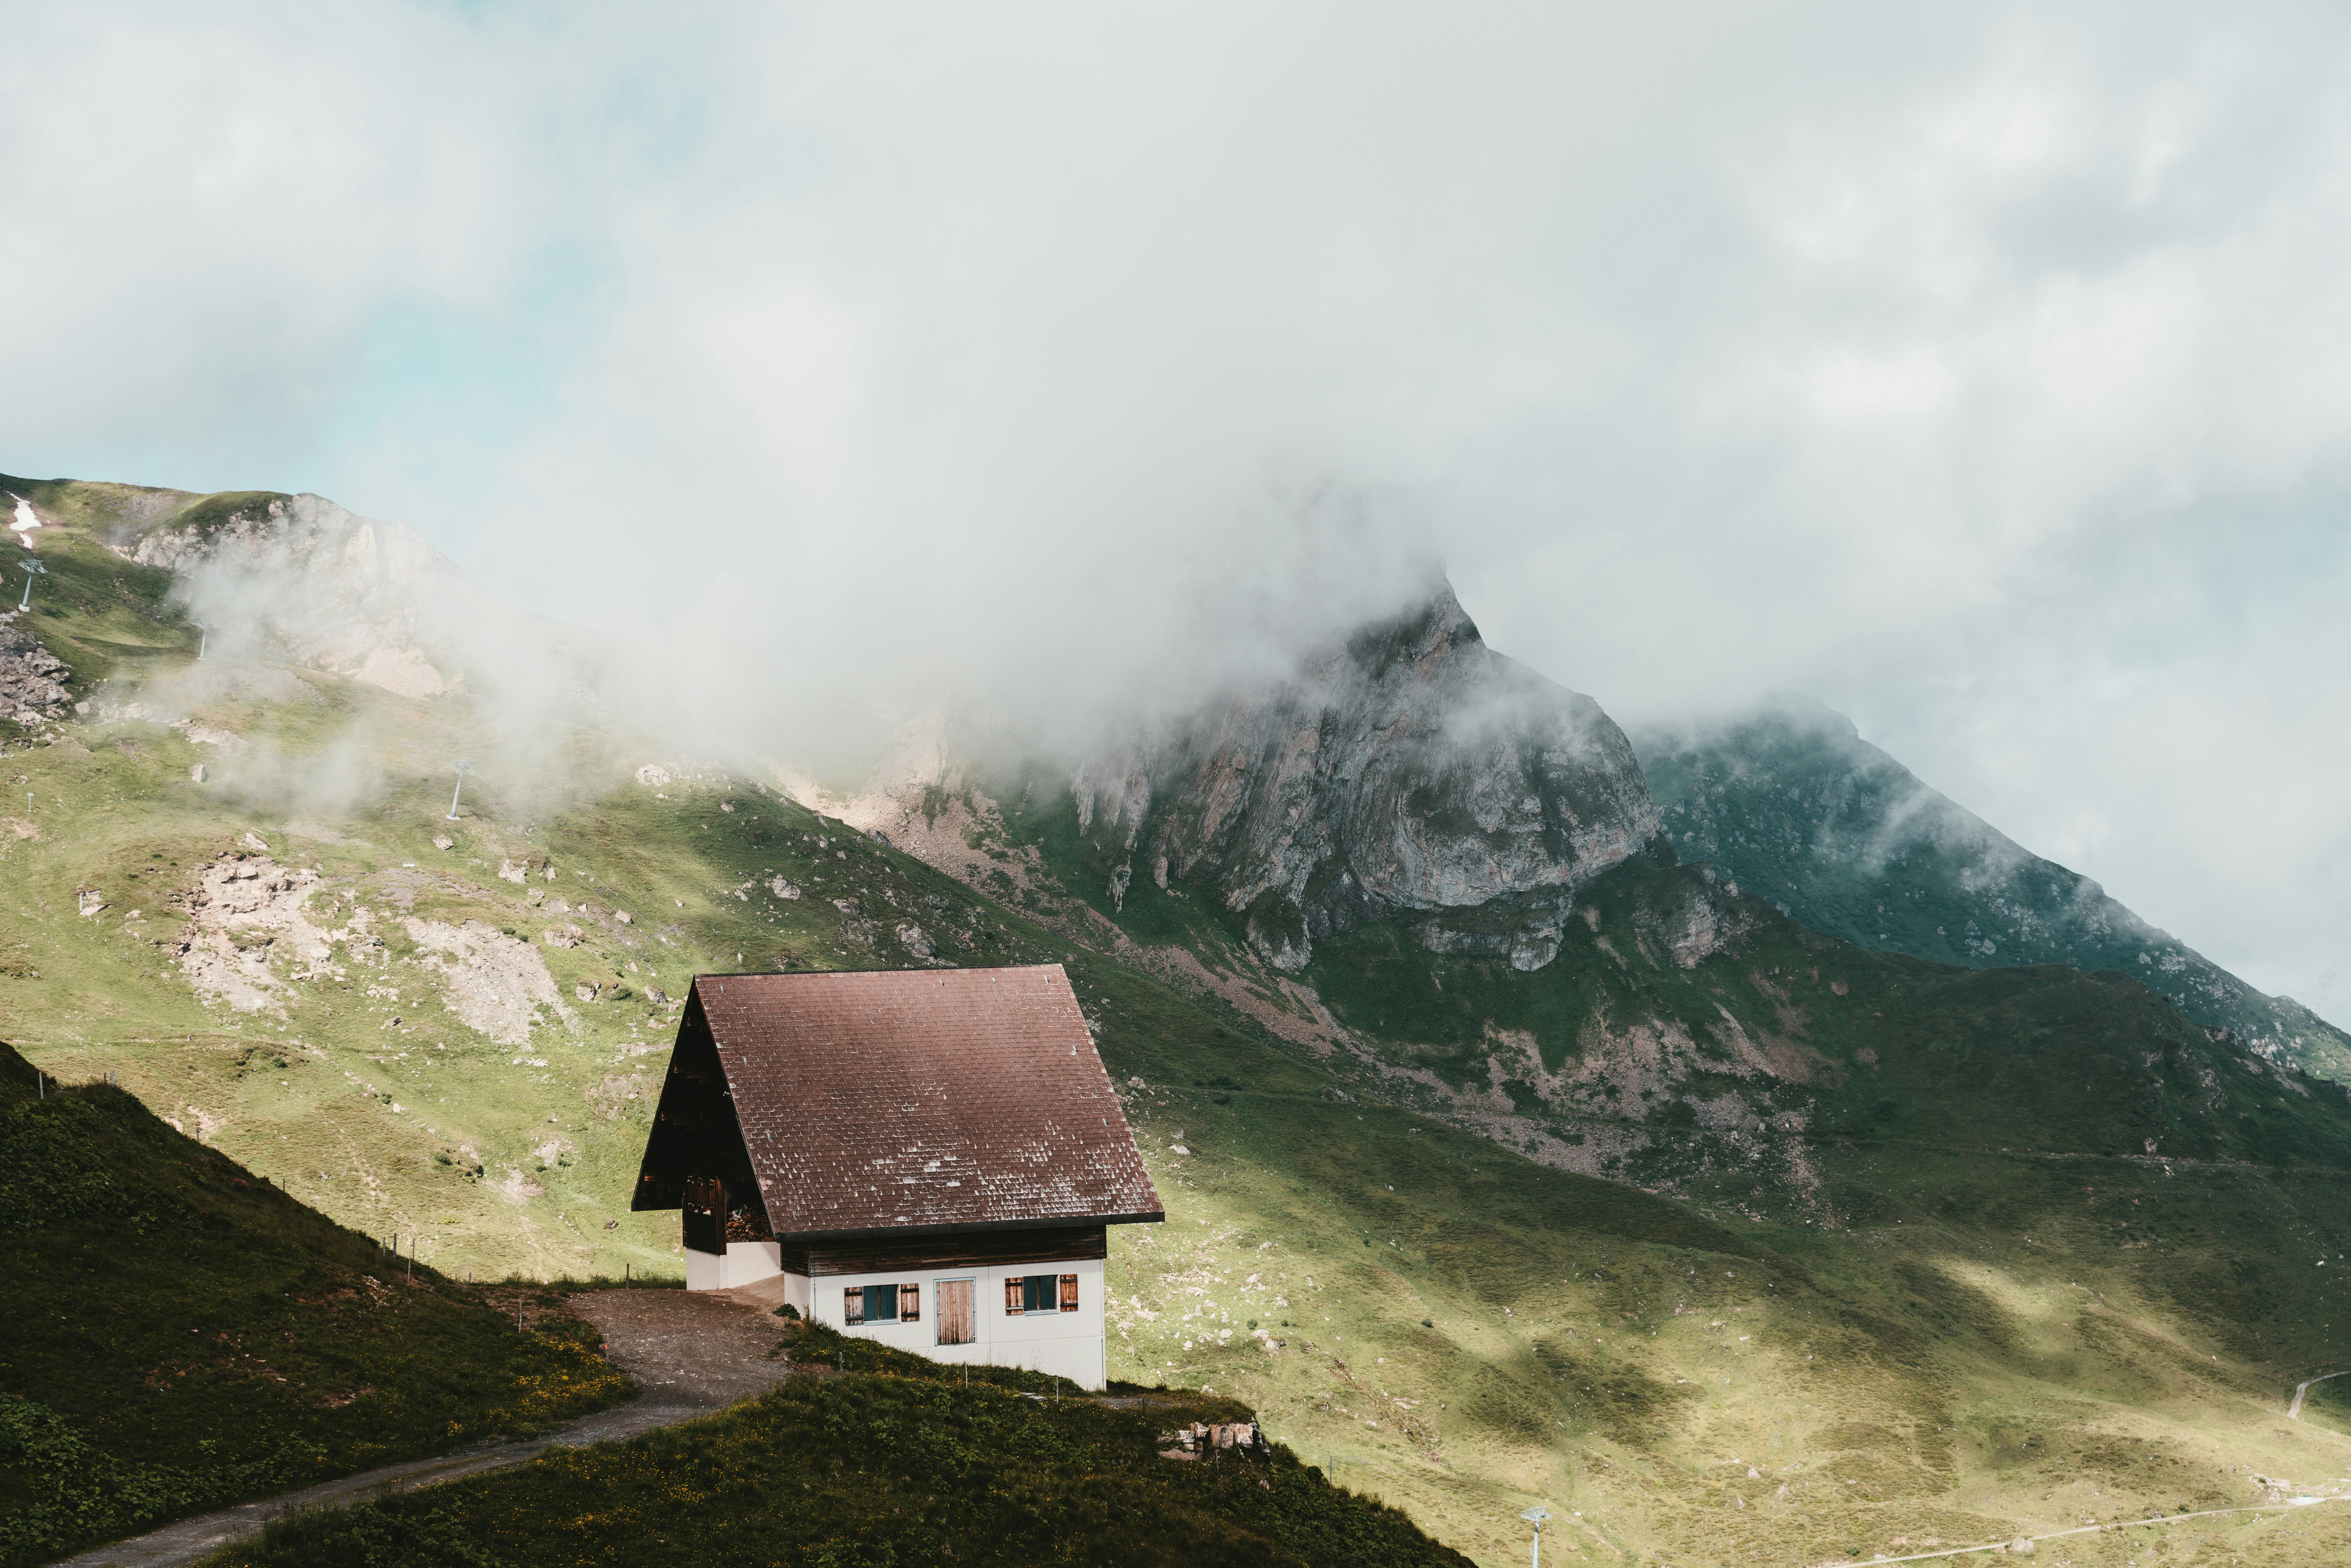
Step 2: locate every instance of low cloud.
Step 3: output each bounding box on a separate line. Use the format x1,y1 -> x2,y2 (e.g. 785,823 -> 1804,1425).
5,3 -> 2349,1022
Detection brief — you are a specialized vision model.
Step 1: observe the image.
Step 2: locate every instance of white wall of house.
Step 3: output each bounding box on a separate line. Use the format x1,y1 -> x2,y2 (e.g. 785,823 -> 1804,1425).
684,1240 -> 796,1296
808,1258 -> 1107,1390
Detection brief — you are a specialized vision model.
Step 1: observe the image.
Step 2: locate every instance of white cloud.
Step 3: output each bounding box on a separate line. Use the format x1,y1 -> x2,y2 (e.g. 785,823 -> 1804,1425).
4,2 -> 2349,1021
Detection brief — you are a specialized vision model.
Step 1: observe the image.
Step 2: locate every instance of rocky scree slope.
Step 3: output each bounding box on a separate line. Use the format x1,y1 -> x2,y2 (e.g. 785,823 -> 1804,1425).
1296,844 -> 2351,1199
1064,584 -> 1658,975
1633,694 -> 2351,1085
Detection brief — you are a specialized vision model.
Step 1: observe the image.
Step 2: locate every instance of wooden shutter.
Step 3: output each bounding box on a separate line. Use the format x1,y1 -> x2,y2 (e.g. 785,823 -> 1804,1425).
936,1280 -> 974,1345
1005,1276 -> 1024,1314
844,1286 -> 864,1325
1059,1273 -> 1078,1312
900,1283 -> 921,1323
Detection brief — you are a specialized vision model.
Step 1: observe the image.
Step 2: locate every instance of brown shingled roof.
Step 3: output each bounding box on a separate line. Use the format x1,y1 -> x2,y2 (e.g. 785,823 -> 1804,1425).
692,965 -> 1161,1238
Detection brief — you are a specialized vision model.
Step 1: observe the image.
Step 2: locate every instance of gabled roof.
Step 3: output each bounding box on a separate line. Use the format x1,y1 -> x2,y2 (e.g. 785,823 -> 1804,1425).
669,965 -> 1161,1239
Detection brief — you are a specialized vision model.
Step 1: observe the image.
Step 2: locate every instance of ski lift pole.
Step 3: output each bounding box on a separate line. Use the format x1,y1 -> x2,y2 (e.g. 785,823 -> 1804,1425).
193,620 -> 209,660
18,558 -> 45,611
447,761 -> 472,822
1521,1506 -> 1549,1568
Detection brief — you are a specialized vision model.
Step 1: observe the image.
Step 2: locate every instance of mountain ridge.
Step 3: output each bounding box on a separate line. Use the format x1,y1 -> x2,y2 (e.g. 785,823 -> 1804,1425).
1632,693 -> 2351,1084
11,473 -> 2351,1562
1065,583 -> 1659,975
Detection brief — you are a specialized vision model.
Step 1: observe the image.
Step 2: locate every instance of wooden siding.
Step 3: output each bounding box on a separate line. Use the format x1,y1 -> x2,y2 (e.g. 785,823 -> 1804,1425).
801,1224 -> 1106,1278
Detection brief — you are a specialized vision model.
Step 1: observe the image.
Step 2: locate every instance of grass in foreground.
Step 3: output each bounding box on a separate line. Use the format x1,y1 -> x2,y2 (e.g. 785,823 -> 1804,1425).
0,1042 -> 629,1568
199,1366 -> 1468,1568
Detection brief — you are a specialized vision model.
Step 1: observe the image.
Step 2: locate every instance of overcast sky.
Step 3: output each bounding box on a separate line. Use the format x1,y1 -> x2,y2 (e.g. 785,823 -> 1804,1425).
5,2 -> 2347,1025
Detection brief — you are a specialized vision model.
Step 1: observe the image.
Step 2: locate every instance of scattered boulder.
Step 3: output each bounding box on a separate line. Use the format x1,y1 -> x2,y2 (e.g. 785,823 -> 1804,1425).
896,922 -> 935,960
178,854 -> 336,1015
769,877 -> 801,900
1157,1421 -> 1264,1459
498,860 -> 529,884
432,835 -> 454,851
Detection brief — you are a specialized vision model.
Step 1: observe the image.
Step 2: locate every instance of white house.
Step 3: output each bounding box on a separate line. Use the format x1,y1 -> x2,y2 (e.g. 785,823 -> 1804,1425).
630,964 -> 1163,1390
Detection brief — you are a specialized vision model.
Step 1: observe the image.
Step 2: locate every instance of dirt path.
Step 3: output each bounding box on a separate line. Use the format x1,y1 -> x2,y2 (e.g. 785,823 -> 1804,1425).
2288,1368 -> 2351,1419
56,1285 -> 801,1568
1821,1494 -> 2349,1566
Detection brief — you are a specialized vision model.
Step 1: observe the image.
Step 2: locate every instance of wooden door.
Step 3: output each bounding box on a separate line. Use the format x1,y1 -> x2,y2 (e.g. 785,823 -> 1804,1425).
682,1175 -> 725,1256
935,1279 -> 975,1345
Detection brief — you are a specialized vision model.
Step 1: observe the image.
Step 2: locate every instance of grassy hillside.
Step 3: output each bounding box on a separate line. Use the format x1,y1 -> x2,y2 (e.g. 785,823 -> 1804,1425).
921,770 -> 2351,1561
7,486 -> 2351,1562
200,1327 -> 1467,1568
0,1040 -> 628,1568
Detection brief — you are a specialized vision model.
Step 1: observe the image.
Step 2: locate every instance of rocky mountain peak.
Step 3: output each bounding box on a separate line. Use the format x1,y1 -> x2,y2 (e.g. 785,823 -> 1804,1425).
1074,580 -> 1661,971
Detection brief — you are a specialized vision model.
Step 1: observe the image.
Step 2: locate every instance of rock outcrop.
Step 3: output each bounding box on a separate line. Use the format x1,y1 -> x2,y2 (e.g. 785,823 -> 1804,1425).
123,492 -> 467,697
1072,583 -> 1660,971
0,612 -> 70,724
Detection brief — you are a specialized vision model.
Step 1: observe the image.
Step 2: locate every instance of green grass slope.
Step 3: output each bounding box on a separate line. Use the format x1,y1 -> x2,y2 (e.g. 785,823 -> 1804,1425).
200,1331 -> 1468,1568
0,1040 -> 628,1568
924,770 -> 2351,1561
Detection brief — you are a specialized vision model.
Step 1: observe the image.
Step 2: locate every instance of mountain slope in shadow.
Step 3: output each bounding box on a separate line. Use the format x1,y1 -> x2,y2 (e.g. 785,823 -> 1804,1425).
1633,695 -> 2351,1084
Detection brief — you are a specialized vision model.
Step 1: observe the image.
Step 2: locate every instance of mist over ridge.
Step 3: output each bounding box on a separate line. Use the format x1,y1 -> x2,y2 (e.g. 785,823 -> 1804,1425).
9,3 -> 2351,1025
30,464 -> 2347,1049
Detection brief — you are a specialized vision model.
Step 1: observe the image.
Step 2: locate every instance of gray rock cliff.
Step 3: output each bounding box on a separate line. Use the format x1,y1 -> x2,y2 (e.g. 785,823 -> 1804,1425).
1073,583 -> 1660,971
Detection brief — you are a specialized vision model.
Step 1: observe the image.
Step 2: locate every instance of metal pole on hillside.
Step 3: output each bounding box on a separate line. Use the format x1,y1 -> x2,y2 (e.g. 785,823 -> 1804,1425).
193,621 -> 209,660
17,559 -> 45,611
1521,1506 -> 1549,1568
447,761 -> 472,821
